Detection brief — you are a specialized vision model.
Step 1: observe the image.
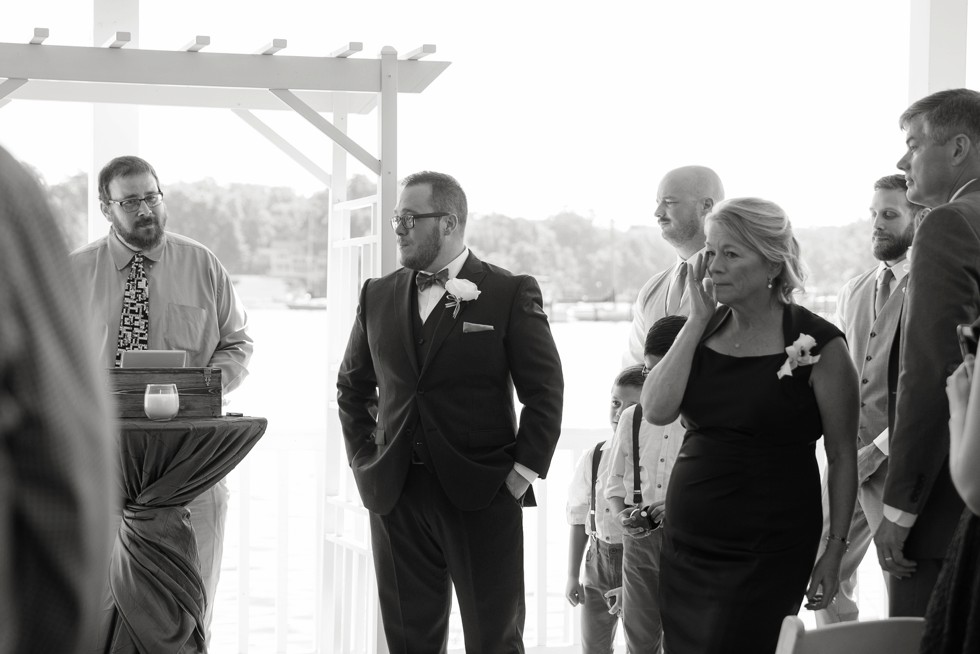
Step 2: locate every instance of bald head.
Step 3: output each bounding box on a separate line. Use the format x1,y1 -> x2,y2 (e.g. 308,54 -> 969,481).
662,166 -> 725,203
655,165 -> 725,257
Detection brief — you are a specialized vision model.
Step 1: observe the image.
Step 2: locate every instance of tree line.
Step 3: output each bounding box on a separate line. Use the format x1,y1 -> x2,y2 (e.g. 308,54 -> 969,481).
43,172 -> 873,304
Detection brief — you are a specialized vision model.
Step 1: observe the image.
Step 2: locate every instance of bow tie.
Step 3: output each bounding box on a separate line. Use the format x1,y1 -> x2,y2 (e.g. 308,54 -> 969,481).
416,269 -> 450,291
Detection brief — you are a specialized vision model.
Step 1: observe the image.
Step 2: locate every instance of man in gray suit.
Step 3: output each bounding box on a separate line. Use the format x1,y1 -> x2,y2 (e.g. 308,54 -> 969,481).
815,174 -> 922,625
876,88 -> 980,616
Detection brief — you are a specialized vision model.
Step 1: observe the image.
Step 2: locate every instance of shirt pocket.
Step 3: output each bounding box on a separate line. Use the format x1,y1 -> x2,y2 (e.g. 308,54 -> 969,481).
163,303 -> 208,360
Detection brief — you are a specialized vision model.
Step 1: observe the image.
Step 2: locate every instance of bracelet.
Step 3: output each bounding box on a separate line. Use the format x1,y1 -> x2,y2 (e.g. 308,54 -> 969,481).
826,533 -> 850,551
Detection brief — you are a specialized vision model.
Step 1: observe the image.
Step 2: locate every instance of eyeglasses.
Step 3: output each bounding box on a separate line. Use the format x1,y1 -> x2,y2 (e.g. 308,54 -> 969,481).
390,212 -> 452,230
106,192 -> 164,213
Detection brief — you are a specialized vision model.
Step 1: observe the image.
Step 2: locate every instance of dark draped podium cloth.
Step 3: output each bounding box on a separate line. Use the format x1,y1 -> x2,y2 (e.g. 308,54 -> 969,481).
105,416 -> 267,654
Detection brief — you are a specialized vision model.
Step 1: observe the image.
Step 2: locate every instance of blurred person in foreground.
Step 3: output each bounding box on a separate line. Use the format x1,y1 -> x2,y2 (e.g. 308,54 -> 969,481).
920,346 -> 980,652
642,198 -> 858,653
0,146 -> 115,653
336,171 -> 563,653
624,165 -> 725,365
68,155 -> 253,642
565,364 -> 643,653
814,174 -> 923,626
876,88 -> 980,616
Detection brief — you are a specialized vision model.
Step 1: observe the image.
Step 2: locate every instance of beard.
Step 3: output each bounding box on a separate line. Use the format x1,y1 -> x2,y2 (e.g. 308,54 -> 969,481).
398,226 -> 443,270
661,216 -> 702,248
113,213 -> 166,250
873,223 -> 914,261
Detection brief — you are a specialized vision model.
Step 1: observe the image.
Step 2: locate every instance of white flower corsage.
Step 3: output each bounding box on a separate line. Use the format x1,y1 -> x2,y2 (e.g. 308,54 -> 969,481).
444,278 -> 481,318
777,333 -> 821,379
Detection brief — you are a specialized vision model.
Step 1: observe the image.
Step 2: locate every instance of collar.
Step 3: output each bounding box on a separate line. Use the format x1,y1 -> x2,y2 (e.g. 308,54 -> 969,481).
675,245 -> 707,269
425,246 -> 470,283
877,254 -> 910,285
108,227 -> 167,270
950,178 -> 980,202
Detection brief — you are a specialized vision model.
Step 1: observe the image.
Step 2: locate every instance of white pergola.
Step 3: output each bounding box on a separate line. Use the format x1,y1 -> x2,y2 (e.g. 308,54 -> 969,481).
0,4 -> 449,276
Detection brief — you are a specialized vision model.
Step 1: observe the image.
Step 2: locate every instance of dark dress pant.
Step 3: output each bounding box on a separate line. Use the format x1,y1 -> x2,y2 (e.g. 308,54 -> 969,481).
369,465 -> 526,654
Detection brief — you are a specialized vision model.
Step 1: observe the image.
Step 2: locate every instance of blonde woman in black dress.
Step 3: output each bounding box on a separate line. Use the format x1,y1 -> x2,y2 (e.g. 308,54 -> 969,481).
641,198 -> 859,654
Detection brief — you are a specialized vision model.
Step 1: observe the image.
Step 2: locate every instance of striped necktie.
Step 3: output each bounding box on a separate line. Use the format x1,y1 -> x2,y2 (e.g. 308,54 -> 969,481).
665,263 -> 686,316
874,267 -> 894,318
115,252 -> 149,366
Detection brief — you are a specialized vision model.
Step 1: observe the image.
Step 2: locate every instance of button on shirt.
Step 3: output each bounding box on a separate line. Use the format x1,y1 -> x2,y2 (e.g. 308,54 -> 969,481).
605,405 -> 685,507
68,229 -> 253,392
566,441 -> 625,544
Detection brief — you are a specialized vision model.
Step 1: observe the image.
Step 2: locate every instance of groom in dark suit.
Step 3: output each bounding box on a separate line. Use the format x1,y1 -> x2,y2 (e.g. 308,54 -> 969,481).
876,88 -> 980,616
337,171 -> 564,652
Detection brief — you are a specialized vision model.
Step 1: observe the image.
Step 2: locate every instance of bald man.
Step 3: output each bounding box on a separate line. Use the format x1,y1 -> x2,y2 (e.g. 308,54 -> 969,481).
624,166 -> 725,364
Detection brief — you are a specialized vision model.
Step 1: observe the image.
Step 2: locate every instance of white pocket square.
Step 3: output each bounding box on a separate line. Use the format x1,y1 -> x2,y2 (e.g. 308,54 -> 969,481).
463,322 -> 494,333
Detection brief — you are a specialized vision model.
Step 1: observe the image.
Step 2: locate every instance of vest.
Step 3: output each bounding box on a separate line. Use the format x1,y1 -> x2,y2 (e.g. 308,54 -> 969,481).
839,269 -> 908,447
409,288 -> 448,468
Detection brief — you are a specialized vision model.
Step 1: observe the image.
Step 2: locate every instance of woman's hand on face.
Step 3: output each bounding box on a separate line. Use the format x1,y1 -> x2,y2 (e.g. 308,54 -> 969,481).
688,253 -> 717,324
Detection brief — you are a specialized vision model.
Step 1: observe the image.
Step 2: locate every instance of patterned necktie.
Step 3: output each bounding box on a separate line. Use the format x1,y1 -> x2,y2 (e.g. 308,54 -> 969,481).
665,263 -> 686,316
416,268 -> 449,292
874,267 -> 894,317
115,252 -> 149,366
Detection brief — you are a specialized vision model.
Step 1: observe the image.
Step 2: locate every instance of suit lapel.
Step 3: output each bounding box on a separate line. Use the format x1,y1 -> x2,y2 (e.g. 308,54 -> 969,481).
393,269 -> 421,378
419,252 -> 489,378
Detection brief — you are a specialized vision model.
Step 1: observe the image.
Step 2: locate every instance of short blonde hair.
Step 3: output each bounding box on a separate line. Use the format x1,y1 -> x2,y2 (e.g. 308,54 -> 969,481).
706,197 -> 806,304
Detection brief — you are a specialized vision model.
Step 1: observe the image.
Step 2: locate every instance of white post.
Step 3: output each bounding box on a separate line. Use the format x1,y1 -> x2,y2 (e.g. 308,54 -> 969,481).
90,0 -> 140,243
378,46 -> 398,276
907,0 -> 968,103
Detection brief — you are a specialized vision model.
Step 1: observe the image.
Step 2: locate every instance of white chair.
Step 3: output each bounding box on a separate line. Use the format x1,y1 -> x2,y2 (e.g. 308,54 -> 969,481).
774,615 -> 926,654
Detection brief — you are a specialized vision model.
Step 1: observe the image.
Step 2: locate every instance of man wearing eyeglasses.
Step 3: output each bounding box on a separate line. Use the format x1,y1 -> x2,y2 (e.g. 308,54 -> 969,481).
69,155 -> 252,645
337,171 -> 564,653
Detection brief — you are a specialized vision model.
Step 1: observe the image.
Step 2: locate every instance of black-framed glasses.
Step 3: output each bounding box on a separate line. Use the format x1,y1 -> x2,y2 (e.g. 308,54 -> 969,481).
106,192 -> 164,213
390,212 -> 452,230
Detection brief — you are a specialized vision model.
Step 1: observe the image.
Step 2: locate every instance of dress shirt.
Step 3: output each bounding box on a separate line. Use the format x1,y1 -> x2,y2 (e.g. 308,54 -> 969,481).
875,257 -> 909,301
417,247 -> 469,321
950,179 -> 979,202
625,247 -> 706,365
566,441 -> 625,544
69,229 -> 252,392
604,405 -> 685,507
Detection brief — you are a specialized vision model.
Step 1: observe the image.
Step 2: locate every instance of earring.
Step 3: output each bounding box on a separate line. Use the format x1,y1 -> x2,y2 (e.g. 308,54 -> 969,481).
766,276 -> 773,289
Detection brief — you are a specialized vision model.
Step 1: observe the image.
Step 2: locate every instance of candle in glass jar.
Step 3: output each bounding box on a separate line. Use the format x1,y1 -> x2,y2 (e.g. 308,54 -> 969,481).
144,384 -> 179,420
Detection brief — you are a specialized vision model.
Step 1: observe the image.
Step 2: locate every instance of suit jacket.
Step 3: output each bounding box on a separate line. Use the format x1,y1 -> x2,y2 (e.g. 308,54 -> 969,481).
885,180 -> 980,558
336,251 -> 564,514
837,267 -> 908,448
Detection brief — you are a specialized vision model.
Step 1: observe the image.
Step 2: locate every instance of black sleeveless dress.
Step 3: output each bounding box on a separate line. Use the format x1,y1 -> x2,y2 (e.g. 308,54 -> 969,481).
660,304 -> 844,654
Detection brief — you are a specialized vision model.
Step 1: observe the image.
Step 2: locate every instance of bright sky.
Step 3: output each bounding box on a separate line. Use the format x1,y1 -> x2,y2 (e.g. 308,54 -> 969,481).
1,0 -> 978,228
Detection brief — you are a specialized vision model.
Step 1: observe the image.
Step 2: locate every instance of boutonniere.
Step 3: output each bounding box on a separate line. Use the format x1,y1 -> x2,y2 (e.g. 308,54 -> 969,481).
777,333 -> 821,379
444,278 -> 481,318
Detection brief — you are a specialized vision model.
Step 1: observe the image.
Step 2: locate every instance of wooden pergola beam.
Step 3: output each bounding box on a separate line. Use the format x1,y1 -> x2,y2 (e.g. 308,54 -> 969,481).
4,80 -> 378,113
0,42 -> 449,93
